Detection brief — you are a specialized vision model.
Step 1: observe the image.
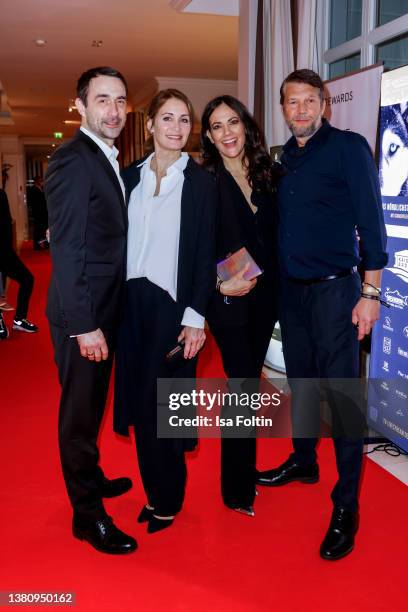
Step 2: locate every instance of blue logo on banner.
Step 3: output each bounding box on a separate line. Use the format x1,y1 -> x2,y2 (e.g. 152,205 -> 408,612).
369,96 -> 408,451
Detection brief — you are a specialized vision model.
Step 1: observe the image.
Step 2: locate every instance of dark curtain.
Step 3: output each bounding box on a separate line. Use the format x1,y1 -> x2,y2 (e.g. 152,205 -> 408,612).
117,110 -> 146,167
290,0 -> 298,68
253,0 -> 265,132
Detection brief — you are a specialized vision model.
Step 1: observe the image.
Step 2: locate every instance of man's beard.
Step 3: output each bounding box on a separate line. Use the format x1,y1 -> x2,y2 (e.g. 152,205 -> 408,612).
288,117 -> 321,139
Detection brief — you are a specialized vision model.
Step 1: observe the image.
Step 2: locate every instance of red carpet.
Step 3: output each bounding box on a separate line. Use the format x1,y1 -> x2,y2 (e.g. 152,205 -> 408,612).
0,248 -> 407,611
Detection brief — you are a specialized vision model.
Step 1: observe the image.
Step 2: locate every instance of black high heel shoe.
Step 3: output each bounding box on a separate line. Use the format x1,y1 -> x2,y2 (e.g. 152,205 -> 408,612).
226,504 -> 255,517
137,505 -> 154,523
147,515 -> 174,534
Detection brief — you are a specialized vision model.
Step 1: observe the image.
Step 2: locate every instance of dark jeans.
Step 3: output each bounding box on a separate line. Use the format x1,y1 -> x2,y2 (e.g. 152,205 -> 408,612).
279,272 -> 363,512
1,250 -> 34,319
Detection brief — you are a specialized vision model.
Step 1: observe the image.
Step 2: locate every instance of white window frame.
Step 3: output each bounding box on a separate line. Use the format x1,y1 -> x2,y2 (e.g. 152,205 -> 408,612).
317,0 -> 408,79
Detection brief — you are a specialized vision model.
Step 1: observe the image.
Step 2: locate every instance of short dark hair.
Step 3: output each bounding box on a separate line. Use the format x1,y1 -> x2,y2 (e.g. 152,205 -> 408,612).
280,69 -> 324,105
76,66 -> 128,106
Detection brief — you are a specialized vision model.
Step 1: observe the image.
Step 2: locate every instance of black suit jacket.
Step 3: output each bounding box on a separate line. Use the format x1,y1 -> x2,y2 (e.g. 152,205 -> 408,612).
44,129 -> 128,336
122,155 -> 216,320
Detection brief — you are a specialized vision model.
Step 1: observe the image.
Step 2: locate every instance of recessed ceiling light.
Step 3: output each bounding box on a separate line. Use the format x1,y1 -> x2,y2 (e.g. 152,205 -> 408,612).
91,40 -> 103,47
34,39 -> 47,47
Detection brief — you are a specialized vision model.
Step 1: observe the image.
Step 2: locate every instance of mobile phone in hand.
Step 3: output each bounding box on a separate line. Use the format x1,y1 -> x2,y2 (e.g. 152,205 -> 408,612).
165,341 -> 185,364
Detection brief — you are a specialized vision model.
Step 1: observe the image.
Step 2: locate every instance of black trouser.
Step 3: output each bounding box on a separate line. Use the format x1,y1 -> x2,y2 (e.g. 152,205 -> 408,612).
210,312 -> 276,508
33,221 -> 47,248
0,250 -> 34,319
134,421 -> 187,516
115,278 -> 195,517
50,324 -> 114,521
279,273 -> 363,512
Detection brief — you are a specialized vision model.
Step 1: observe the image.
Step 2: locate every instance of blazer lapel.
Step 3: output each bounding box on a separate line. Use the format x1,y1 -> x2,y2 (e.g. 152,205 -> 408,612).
122,159 -> 143,196
76,130 -> 127,225
177,158 -> 196,301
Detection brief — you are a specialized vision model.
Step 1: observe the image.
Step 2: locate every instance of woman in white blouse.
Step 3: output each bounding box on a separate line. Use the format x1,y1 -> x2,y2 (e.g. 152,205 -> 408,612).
114,89 -> 216,534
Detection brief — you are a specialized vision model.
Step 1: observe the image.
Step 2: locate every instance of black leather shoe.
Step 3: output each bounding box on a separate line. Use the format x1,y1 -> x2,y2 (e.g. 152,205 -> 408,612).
73,516 -> 137,554
320,507 -> 358,561
101,476 -> 132,498
256,457 -> 319,487
137,505 -> 154,523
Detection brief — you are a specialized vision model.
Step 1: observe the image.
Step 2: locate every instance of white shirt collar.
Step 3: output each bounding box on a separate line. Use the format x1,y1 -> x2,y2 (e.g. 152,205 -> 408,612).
80,126 -> 119,162
138,151 -> 189,174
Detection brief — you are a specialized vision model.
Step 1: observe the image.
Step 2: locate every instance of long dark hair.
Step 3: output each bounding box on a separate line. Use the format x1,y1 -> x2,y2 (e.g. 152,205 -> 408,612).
200,95 -> 280,192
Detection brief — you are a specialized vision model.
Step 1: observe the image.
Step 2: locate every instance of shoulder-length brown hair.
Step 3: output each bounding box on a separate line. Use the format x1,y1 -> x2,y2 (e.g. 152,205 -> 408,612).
145,88 -> 195,152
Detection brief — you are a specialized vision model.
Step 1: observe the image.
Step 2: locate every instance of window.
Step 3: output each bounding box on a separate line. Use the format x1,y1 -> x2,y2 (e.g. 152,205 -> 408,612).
330,0 -> 362,48
377,0 -> 408,26
321,0 -> 408,79
329,53 -> 361,78
376,32 -> 408,70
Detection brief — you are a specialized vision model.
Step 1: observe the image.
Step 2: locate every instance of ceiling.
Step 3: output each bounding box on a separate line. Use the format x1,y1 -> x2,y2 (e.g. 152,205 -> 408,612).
0,0 -> 238,140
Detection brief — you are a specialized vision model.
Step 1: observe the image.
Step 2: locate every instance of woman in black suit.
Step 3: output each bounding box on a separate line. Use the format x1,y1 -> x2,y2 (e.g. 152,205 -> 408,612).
200,95 -> 280,516
114,89 -> 216,533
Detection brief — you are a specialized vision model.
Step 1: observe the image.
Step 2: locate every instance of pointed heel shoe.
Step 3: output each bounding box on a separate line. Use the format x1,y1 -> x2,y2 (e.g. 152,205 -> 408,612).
226,504 -> 255,517
147,515 -> 174,534
137,505 -> 154,523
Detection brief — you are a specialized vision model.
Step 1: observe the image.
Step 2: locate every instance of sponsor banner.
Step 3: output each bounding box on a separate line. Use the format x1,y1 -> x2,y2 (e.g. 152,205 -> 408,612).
324,64 -> 383,151
369,65 -> 408,451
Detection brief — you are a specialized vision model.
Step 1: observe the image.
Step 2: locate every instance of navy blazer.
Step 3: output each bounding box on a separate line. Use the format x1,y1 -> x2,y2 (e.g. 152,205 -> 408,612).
122,155 -> 217,321
45,129 -> 128,335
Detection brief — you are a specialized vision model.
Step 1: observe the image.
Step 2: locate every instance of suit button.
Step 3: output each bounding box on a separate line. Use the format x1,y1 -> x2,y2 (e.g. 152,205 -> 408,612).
289,189 -> 294,195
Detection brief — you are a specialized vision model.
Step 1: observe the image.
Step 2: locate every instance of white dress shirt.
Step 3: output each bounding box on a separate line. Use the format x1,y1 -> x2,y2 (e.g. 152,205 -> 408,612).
127,152 -> 204,329
80,126 -> 126,201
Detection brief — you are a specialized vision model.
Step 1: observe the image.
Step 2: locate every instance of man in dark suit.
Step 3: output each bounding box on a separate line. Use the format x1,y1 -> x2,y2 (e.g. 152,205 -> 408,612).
45,67 -> 136,554
0,187 -> 37,334
27,176 -> 48,249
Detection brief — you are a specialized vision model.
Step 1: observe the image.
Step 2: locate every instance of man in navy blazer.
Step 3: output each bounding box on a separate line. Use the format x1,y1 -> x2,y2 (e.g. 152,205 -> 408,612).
45,67 -> 136,554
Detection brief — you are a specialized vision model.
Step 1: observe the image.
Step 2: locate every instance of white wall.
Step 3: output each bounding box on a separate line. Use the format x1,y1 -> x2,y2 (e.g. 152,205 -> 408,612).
0,135 -> 27,244
133,76 -> 237,125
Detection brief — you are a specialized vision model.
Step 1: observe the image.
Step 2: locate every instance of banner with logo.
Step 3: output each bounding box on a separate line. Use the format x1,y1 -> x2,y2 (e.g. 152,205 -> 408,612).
368,65 -> 408,451
324,64 -> 384,151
